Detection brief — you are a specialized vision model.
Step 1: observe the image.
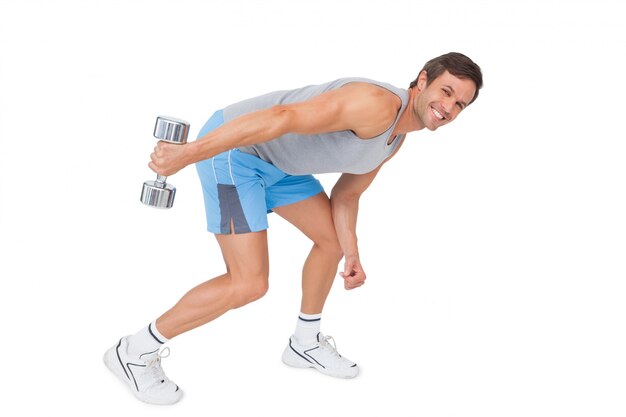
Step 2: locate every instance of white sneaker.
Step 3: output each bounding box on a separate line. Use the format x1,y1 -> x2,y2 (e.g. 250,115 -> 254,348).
103,336 -> 183,405
282,332 -> 359,378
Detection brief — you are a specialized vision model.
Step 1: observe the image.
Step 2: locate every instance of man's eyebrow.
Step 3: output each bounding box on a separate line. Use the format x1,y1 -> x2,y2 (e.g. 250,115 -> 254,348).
443,85 -> 468,108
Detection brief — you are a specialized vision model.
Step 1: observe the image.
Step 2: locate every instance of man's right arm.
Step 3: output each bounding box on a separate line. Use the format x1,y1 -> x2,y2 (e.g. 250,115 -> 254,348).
149,83 -> 400,177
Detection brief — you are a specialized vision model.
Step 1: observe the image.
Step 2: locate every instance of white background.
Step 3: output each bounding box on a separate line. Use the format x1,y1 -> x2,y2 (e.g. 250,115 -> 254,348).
1,0 -> 625,416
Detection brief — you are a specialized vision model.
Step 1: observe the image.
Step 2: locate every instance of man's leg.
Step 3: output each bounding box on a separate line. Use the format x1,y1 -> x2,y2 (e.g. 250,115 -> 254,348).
104,229 -> 270,404
273,192 -> 359,378
156,230 -> 270,339
273,192 -> 343,314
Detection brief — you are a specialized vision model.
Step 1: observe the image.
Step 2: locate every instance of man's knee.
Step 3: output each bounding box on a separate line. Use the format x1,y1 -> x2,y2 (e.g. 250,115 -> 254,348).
314,235 -> 344,262
231,272 -> 269,308
244,276 -> 270,303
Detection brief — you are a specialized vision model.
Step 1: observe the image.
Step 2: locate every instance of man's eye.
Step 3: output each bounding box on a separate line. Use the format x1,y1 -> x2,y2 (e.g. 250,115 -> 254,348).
442,89 -> 451,96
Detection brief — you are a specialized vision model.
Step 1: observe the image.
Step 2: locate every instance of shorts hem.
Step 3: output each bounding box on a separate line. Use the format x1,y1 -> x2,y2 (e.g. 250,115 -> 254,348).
207,225 -> 269,235
266,186 -> 325,211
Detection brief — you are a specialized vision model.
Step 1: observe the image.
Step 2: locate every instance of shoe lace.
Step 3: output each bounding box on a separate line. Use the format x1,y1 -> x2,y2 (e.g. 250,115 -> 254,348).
144,347 -> 170,384
319,334 -> 341,358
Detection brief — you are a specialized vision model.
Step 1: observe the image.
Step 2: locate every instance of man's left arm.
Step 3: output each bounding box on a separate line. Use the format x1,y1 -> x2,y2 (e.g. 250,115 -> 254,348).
330,166 -> 382,290
330,135 -> 405,290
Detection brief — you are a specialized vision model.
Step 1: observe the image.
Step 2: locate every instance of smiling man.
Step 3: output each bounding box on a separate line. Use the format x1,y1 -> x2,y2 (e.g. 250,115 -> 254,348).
104,52 -> 482,404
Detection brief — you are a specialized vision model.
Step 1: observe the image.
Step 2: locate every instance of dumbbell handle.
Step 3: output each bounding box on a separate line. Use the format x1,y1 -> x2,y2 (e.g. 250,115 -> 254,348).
155,174 -> 168,188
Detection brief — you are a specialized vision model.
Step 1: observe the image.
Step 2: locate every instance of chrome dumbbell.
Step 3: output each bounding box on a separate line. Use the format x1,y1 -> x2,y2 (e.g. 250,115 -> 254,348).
140,116 -> 190,209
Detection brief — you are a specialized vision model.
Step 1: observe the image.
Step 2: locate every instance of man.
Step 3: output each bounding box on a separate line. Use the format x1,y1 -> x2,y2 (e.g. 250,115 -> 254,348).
104,52 -> 483,404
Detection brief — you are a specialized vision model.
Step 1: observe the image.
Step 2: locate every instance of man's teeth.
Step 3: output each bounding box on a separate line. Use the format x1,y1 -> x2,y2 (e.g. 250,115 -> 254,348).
432,107 -> 444,120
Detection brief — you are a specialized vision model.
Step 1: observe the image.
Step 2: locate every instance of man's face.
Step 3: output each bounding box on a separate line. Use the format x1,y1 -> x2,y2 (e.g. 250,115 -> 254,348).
413,70 -> 477,131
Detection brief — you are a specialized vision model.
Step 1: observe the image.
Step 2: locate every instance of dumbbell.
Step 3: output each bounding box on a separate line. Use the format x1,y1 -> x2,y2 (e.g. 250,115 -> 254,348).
140,116 -> 190,209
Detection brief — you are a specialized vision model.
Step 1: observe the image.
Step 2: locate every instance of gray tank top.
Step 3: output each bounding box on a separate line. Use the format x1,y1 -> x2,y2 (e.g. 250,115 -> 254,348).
223,77 -> 409,175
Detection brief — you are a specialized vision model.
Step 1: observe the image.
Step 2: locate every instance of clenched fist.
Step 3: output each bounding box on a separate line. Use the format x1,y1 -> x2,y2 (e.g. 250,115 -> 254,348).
149,141 -> 193,177
339,254 -> 367,290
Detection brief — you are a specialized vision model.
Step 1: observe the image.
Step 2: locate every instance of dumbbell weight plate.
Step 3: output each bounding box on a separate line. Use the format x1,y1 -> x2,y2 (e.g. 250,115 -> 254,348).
154,116 -> 190,144
140,180 -> 176,209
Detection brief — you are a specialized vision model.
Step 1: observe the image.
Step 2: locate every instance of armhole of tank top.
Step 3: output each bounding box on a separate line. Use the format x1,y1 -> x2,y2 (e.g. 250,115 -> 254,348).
387,134 -> 406,160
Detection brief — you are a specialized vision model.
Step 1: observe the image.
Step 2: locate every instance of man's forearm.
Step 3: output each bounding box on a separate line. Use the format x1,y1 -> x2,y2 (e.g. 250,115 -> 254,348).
330,194 -> 360,258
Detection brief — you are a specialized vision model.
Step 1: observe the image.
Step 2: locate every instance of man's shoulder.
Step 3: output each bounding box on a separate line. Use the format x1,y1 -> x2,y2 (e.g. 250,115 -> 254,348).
330,77 -> 403,90
332,77 -> 406,104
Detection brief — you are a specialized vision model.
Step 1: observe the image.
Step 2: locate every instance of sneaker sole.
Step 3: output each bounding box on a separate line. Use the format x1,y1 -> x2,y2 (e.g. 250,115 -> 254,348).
281,344 -> 359,379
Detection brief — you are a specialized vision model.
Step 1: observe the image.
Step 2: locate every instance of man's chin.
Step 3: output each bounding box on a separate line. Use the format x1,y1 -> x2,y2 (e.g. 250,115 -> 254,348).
428,120 -> 448,131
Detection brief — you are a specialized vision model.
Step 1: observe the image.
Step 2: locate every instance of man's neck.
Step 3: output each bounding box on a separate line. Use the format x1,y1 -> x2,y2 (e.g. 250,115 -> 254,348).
392,87 -> 425,136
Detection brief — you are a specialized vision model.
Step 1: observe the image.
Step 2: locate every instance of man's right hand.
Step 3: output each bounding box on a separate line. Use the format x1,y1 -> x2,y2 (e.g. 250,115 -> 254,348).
149,141 -> 193,177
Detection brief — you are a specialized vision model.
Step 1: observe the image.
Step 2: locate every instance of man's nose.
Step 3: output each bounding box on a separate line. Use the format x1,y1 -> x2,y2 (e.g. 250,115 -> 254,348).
442,98 -> 455,117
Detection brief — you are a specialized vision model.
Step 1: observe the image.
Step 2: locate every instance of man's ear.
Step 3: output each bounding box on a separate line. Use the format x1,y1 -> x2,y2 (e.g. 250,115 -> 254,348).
416,70 -> 428,91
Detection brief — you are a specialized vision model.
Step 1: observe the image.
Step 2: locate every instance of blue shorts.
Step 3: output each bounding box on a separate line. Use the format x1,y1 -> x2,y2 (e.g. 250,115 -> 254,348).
195,110 -> 324,234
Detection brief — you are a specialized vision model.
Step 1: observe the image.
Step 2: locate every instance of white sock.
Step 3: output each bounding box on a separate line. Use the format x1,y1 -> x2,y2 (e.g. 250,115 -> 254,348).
293,312 -> 322,346
127,320 -> 169,357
